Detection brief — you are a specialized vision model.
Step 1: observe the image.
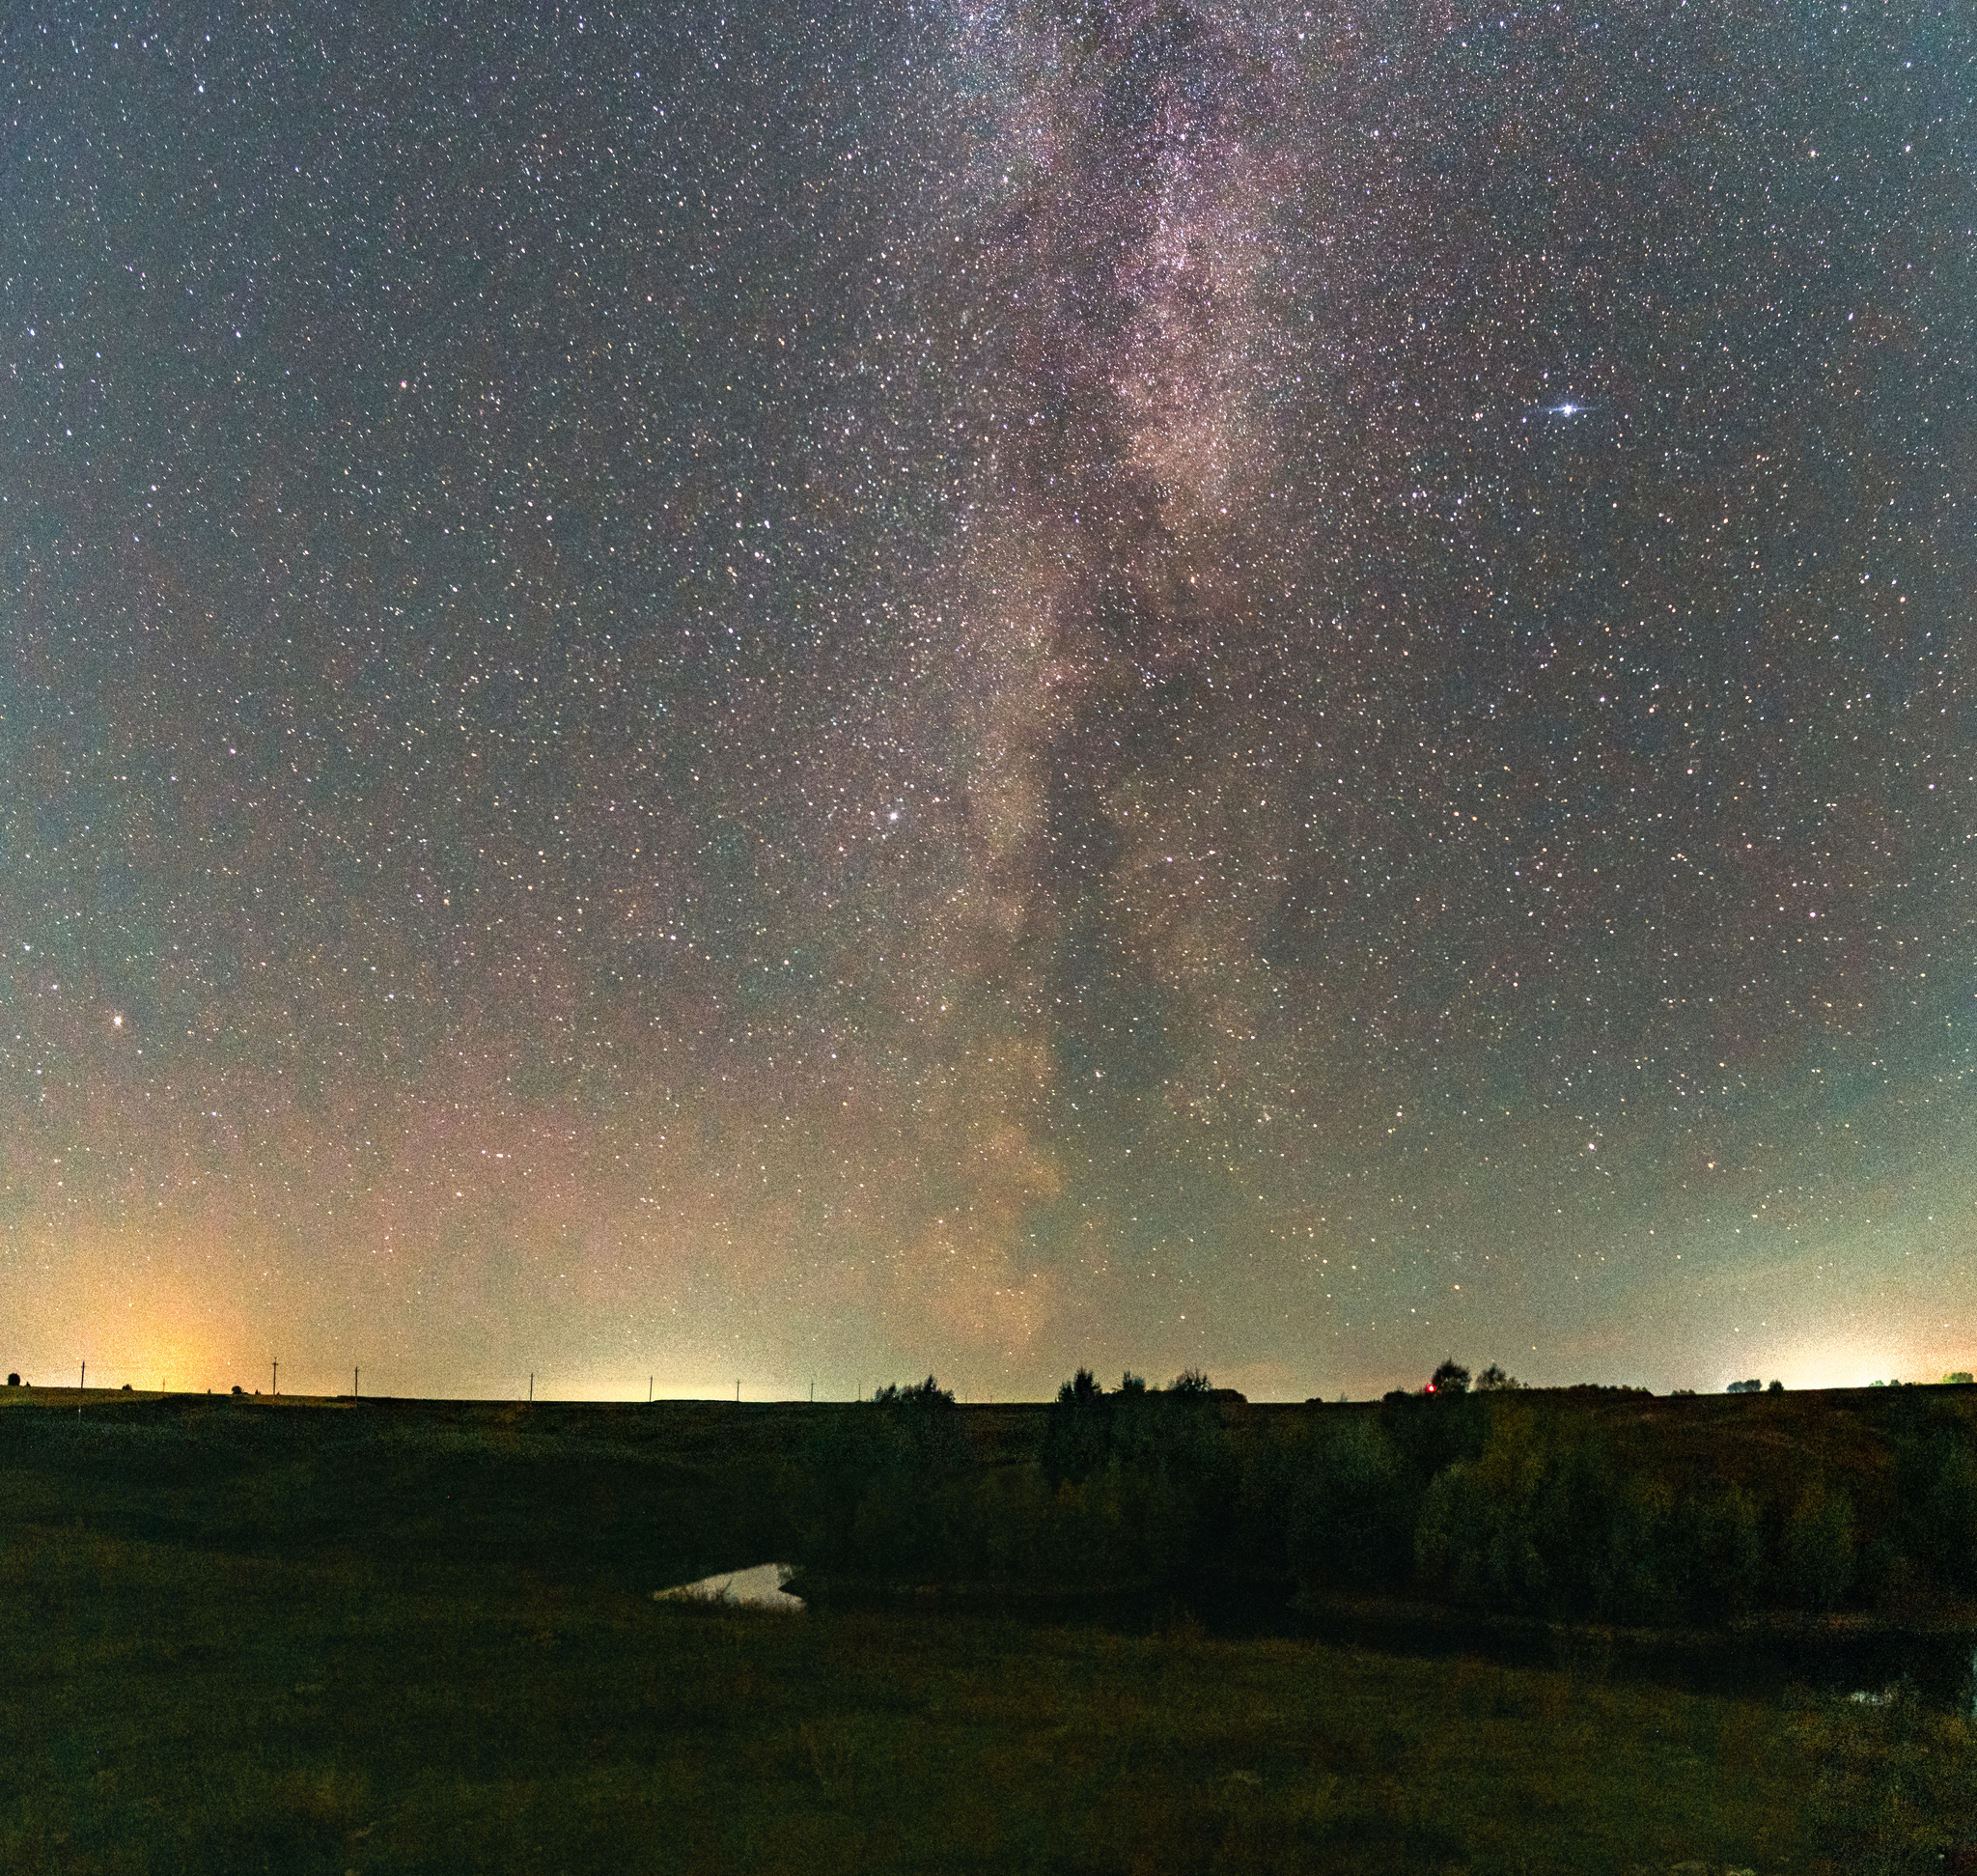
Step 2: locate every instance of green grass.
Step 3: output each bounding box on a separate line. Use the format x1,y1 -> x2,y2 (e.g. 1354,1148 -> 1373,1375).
3,1398 -> 1972,1874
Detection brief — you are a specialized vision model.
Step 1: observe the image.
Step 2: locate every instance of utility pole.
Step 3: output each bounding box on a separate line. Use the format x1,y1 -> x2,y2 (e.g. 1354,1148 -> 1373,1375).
79,1360 -> 85,1390
648,1376 -> 653,1403
528,1372 -> 533,1403
272,1357 -> 278,1397
735,1379 -> 739,1404
354,1366 -> 359,1398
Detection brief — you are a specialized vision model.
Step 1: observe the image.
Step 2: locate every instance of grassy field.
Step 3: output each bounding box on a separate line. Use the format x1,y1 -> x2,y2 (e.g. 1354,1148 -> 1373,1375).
3,1394 -> 1972,1875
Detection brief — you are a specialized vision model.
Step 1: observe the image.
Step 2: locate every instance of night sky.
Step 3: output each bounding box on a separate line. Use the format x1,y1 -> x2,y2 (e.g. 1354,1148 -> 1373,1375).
4,1 -> 1974,1402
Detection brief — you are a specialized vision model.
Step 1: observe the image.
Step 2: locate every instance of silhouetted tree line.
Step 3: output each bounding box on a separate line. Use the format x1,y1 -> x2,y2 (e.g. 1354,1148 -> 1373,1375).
790,1366 -> 1243,1591
792,1377 -> 973,1580
787,1362 -> 1977,1624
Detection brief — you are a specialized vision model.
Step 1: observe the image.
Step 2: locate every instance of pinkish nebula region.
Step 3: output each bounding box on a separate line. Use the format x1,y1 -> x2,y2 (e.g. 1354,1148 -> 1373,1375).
3,2 -> 1973,1400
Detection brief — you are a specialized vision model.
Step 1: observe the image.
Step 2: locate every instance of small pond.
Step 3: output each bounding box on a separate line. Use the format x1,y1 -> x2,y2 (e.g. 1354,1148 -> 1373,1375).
654,1562 -> 803,1610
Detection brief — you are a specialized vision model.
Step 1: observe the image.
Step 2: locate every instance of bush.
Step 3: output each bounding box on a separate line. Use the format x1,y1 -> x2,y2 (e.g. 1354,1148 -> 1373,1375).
1415,1404 -> 1585,1613
794,1366 -> 1248,1594
1107,1383 -> 1238,1575
1032,1369 -> 1238,1581
1412,1403 -> 1783,1624
1379,1382 -> 1488,1484
1893,1419 -> 1977,1593
793,1380 -> 974,1579
1041,1368 -> 1111,1487
1290,1414 -> 1420,1589
1681,1483 -> 1765,1618
1781,1478 -> 1856,1611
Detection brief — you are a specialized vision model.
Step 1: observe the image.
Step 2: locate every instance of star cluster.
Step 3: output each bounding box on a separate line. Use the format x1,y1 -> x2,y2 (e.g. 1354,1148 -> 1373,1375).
2,0 -> 1973,1398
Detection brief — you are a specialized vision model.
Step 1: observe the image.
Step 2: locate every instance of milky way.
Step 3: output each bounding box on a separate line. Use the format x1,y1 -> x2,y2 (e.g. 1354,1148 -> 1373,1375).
3,1 -> 1973,1399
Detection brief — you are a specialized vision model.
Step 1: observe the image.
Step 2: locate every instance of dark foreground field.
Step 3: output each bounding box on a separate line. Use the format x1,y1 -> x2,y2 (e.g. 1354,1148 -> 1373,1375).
3,1393 -> 1973,1875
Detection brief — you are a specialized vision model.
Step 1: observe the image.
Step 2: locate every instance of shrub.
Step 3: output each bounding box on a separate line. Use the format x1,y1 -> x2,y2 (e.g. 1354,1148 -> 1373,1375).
1412,1403 -> 1723,1623
1379,1381 -> 1488,1484
1415,1404 -> 1564,1612
1893,1421 -> 1977,1593
1107,1382 -> 1239,1574
1290,1414 -> 1420,1589
1781,1478 -> 1857,1611
1029,1368 -> 1239,1580
793,1380 -> 975,1579
1679,1482 -> 1765,1618
1041,1368 -> 1112,1486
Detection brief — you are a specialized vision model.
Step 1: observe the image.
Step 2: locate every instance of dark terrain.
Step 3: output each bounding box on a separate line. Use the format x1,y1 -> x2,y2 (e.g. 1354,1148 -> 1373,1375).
3,1384 -> 1973,1874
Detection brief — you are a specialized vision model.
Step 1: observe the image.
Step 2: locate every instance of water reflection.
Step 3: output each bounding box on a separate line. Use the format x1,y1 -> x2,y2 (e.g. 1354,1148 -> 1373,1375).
653,1561 -> 803,1610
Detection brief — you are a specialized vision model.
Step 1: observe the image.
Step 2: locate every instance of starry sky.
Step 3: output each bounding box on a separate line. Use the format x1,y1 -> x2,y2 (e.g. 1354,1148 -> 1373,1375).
4,0 -> 1974,1402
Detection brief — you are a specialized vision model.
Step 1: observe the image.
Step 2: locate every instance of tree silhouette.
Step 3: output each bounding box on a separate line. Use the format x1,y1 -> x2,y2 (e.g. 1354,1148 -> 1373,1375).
1041,1367 -> 1112,1485
1782,1478 -> 1856,1610
1291,1414 -> 1418,1587
872,1375 -> 955,1407
795,1374 -> 971,1577
1063,1367 -> 1104,1406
